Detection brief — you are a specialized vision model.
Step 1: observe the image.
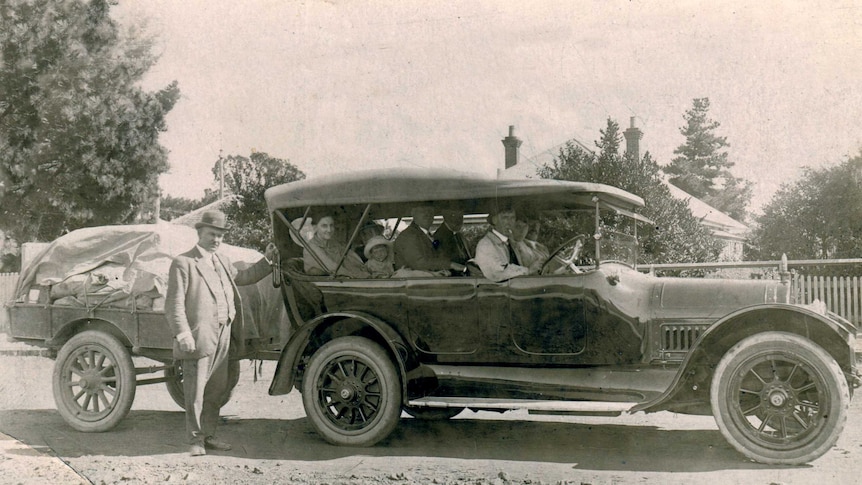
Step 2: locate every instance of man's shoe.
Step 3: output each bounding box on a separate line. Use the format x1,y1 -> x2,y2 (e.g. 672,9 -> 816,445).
189,444 -> 206,456
204,437 -> 232,451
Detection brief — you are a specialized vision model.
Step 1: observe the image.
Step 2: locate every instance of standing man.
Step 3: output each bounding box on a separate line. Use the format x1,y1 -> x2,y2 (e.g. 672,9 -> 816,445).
433,208 -> 472,267
165,210 -> 276,456
394,205 -> 466,274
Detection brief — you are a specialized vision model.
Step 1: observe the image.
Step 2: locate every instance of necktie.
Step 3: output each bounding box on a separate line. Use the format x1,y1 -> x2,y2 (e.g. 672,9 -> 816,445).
507,241 -> 520,265
455,233 -> 470,259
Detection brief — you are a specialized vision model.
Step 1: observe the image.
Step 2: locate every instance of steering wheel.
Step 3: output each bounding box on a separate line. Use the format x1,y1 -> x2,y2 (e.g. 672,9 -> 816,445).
540,234 -> 587,275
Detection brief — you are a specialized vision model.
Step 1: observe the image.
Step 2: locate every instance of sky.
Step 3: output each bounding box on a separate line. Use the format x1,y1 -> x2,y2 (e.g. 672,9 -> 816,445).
113,0 -> 862,217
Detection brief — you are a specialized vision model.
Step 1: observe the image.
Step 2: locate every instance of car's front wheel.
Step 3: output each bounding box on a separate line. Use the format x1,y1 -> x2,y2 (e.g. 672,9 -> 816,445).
711,331 -> 849,465
302,336 -> 401,446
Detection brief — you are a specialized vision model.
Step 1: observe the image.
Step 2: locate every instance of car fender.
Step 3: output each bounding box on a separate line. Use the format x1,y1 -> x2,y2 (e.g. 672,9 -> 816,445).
633,303 -> 856,414
268,311 -> 412,397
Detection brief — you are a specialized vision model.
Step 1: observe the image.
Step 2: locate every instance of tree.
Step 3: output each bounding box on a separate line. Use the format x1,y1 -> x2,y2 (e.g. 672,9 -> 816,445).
665,98 -> 752,221
214,151 -> 305,250
749,153 -> 862,276
0,0 -> 179,242
538,118 -> 722,268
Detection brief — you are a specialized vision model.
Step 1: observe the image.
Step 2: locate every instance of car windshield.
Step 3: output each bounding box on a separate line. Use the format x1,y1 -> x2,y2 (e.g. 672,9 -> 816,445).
599,230 -> 639,267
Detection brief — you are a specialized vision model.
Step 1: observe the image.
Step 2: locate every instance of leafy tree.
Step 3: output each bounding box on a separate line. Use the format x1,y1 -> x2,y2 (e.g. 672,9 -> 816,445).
665,98 -> 752,221
213,151 -> 305,250
538,118 -> 722,268
0,0 -> 179,242
749,153 -> 862,276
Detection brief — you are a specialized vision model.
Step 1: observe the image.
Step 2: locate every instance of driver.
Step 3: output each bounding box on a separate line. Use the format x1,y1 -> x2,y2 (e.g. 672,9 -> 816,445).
474,205 -> 533,282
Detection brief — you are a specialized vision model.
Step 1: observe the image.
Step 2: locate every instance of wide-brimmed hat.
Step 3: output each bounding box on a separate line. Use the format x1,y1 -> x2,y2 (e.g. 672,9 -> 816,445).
290,217 -> 314,245
195,210 -> 230,231
364,235 -> 392,259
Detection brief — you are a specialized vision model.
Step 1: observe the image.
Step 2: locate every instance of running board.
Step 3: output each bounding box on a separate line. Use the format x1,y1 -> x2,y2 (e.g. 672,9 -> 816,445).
407,397 -> 635,416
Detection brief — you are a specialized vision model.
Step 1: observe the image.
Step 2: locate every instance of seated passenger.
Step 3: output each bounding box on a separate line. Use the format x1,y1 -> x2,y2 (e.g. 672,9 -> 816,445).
394,205 -> 466,276
363,236 -> 395,278
303,214 -> 371,278
433,209 -> 471,266
354,222 -> 385,262
474,205 -> 533,282
510,220 -> 549,274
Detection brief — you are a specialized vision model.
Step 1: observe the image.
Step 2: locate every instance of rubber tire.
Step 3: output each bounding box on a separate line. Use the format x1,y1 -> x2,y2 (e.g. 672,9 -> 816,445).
302,336 -> 401,446
52,330 -> 136,432
164,359 -> 241,410
710,331 -> 849,465
402,406 -> 464,420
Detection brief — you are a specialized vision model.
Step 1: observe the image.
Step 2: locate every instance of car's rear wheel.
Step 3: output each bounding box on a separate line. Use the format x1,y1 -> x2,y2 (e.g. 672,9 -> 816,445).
711,331 -> 849,465
52,330 -> 136,432
302,336 -> 401,446
402,405 -> 464,420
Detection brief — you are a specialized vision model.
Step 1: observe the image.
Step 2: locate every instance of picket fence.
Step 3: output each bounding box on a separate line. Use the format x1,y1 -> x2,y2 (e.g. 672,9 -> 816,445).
794,274 -> 862,327
1,271 -> 860,330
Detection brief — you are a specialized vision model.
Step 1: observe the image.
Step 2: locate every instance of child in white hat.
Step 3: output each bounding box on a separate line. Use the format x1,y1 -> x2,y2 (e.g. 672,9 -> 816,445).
363,235 -> 395,278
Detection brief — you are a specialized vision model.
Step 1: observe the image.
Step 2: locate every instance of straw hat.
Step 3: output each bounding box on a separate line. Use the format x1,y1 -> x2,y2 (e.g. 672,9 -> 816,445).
363,235 -> 392,259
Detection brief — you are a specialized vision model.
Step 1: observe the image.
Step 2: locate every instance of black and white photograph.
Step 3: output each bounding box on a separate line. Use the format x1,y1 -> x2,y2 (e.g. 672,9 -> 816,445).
1,1 -> 862,483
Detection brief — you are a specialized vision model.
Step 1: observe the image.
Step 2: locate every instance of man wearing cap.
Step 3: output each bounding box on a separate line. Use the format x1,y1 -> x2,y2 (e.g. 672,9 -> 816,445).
165,210 -> 276,457
474,205 -> 532,282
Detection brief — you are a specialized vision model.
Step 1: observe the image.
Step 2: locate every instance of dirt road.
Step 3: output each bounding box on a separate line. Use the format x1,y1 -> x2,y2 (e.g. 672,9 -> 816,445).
1,354 -> 861,484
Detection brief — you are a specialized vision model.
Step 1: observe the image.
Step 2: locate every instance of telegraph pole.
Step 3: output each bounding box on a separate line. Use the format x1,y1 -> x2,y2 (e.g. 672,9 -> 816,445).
218,149 -> 224,199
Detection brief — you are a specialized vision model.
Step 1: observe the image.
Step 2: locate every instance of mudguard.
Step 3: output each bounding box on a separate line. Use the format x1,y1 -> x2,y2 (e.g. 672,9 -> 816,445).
633,303 -> 857,413
268,311 -> 411,397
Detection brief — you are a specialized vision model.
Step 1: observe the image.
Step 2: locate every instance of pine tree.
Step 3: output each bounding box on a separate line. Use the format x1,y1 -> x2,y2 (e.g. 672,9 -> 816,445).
665,98 -> 752,221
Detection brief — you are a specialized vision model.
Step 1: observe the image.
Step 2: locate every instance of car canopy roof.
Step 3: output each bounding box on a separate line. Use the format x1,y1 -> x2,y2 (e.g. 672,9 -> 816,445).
265,168 -> 649,221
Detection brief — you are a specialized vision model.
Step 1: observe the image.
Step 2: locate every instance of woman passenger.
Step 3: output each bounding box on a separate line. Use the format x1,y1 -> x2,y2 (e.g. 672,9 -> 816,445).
303,215 -> 371,278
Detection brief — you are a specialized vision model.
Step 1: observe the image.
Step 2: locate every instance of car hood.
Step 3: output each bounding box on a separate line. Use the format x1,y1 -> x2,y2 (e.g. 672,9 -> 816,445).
652,277 -> 791,320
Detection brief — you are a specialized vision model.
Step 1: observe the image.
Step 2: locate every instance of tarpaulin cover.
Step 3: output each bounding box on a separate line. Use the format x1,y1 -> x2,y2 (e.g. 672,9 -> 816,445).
15,223 -> 289,345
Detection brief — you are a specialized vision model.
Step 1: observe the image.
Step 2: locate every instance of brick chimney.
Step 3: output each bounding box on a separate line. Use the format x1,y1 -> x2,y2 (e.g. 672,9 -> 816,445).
501,125 -> 522,169
623,117 -> 643,161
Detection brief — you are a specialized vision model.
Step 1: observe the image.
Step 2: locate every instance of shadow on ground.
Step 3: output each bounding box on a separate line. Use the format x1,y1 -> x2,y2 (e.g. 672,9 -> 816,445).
0,408 -> 785,473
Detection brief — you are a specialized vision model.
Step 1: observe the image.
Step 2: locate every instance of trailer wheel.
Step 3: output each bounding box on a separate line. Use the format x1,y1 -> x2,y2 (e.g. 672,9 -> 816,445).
52,330 -> 136,432
164,359 -> 241,410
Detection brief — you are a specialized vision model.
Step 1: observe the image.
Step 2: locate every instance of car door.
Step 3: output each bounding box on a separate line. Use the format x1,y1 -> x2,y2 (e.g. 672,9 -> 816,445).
405,276 -> 483,360
504,273 -> 588,363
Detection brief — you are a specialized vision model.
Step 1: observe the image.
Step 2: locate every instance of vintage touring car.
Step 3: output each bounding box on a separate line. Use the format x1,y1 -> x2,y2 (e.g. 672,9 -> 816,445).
264,168 -> 859,465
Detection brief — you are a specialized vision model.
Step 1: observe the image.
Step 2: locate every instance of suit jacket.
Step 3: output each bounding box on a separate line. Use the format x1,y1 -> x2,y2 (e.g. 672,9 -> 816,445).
432,223 -> 471,265
394,223 -> 451,271
474,230 -> 529,282
165,246 -> 272,360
